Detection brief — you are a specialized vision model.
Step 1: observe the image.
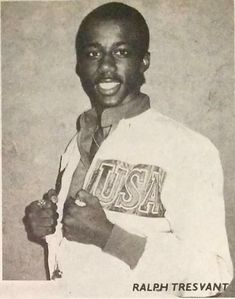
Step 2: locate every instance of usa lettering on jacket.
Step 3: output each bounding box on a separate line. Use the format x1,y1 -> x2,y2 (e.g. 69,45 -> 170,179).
85,159 -> 166,217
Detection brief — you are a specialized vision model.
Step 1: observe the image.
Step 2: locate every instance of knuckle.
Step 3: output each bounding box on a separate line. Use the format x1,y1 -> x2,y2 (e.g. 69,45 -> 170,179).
52,203 -> 58,210
27,201 -> 40,211
48,218 -> 54,226
46,217 -> 55,226
93,196 -> 99,203
31,200 -> 40,206
62,215 -> 72,225
36,211 -> 46,219
27,212 -> 35,220
62,226 -> 72,239
65,233 -> 73,241
31,218 -> 41,227
65,205 -> 76,216
44,208 -> 55,217
33,231 -> 41,238
62,225 -> 69,233
47,189 -> 56,197
50,226 -> 56,234
32,228 -> 43,238
69,206 -> 76,214
50,196 -> 58,204
45,227 -> 53,235
44,201 -> 52,209
30,222 -> 37,231
45,209 -> 53,216
64,205 -> 71,214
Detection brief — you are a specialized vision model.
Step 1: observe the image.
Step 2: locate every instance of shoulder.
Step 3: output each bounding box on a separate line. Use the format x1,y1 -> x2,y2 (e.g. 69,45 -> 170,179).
76,108 -> 97,132
64,107 -> 95,151
134,108 -> 219,160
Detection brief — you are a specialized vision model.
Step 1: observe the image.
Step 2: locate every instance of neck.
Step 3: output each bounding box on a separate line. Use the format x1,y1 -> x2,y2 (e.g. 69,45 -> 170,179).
93,90 -> 141,120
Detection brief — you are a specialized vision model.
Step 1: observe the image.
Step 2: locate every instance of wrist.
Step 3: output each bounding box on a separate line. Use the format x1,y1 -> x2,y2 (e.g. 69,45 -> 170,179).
96,219 -> 114,249
102,225 -> 146,269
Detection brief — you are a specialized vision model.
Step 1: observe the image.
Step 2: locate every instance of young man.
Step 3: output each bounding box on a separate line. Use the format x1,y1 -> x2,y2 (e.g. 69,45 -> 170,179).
25,2 -> 233,297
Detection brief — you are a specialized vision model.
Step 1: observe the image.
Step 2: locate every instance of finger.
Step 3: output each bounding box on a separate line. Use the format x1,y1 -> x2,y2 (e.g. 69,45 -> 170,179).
62,214 -> 75,226
44,200 -> 57,210
64,197 -> 82,215
64,196 -> 76,208
76,189 -> 98,206
33,218 -> 56,227
47,189 -> 58,204
35,208 -> 58,219
38,208 -> 55,217
62,225 -> 70,233
74,191 -> 87,207
28,198 -> 57,210
64,232 -> 74,241
28,211 -> 58,226
47,189 -> 57,197
62,224 -> 74,237
47,201 -> 57,211
32,226 -> 55,238
26,201 -> 43,213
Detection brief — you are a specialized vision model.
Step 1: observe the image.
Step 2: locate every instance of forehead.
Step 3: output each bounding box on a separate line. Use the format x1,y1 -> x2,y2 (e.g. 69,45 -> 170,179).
80,18 -> 141,47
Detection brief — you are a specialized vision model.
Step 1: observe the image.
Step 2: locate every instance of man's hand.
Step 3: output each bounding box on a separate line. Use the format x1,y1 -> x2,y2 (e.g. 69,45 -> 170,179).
25,189 -> 58,239
62,190 -> 114,248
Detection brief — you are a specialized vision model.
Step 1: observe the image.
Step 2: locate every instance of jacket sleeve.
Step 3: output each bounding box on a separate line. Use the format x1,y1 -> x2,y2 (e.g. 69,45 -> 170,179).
131,142 -> 233,296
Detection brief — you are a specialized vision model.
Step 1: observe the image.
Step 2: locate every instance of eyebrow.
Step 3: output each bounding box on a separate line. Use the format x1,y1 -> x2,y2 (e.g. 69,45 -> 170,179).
81,41 -> 130,49
114,42 -> 130,47
82,42 -> 102,48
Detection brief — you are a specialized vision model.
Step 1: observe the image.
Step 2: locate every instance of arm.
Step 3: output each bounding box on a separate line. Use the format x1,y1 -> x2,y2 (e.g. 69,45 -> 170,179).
130,143 -> 233,296
102,224 -> 146,270
62,190 -> 146,270
62,143 -> 233,296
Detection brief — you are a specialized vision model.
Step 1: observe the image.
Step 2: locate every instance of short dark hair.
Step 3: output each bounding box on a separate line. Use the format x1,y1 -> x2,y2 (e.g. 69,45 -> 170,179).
75,2 -> 150,58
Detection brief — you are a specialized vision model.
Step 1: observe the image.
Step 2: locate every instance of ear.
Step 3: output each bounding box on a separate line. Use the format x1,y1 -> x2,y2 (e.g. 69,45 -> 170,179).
75,54 -> 81,76
140,52 -> 150,73
75,61 -> 80,76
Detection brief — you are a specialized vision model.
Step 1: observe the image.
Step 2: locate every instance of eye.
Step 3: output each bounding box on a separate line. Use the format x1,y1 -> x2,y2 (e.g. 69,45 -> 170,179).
85,50 -> 102,59
113,48 -> 130,58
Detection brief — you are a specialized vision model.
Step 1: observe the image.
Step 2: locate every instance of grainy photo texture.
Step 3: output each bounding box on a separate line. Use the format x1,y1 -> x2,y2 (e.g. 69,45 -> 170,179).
2,0 -> 235,297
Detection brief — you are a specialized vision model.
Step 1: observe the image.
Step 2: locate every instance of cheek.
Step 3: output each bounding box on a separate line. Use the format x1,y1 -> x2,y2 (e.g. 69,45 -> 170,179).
119,60 -> 142,79
78,61 -> 98,81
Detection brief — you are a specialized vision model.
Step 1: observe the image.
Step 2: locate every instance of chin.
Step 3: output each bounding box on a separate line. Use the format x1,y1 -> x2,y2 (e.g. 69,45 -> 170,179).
97,97 -> 124,108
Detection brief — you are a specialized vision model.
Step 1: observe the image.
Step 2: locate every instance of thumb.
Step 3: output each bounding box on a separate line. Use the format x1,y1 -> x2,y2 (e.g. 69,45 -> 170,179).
47,189 -> 58,203
64,196 -> 76,209
76,189 -> 97,206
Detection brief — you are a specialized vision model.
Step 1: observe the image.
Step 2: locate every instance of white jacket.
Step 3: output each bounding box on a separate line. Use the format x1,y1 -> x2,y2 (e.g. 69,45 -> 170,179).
46,108 -> 233,297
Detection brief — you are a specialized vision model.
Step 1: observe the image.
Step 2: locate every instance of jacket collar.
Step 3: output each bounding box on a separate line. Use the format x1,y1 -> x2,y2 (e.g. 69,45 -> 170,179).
78,93 -> 150,130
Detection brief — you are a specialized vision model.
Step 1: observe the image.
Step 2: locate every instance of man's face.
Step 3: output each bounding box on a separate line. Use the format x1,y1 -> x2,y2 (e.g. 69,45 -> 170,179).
76,19 -> 150,109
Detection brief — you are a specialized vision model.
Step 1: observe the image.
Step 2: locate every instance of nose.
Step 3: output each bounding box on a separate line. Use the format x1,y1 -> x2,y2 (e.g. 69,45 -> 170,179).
98,52 -> 117,74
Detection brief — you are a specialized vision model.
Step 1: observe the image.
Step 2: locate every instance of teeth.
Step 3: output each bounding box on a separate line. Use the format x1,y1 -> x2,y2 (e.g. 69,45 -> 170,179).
99,82 -> 120,90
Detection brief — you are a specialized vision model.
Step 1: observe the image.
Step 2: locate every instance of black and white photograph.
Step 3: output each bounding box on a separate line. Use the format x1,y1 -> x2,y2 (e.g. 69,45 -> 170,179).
1,0 -> 235,297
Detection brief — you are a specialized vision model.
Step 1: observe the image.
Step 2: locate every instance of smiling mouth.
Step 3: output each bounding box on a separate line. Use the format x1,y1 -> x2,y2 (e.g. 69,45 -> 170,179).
96,81 -> 121,96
